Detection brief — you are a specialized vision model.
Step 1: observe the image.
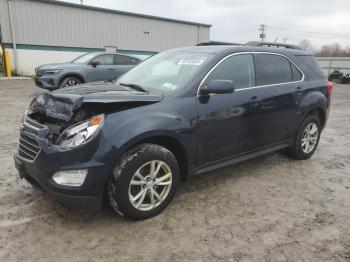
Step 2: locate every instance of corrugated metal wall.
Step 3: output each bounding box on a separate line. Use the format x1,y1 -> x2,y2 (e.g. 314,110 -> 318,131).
0,0 -> 11,43
0,0 -> 210,52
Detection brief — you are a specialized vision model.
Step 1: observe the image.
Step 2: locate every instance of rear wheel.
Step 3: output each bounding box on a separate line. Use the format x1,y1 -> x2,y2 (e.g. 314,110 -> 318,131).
107,144 -> 179,220
59,76 -> 82,88
289,115 -> 321,160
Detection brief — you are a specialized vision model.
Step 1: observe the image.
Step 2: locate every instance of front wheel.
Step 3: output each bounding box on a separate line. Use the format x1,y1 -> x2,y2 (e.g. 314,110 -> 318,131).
59,76 -> 82,88
107,144 -> 180,220
289,115 -> 321,160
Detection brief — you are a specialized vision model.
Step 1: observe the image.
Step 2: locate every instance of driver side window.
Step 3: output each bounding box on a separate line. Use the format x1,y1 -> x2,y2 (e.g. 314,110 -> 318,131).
205,54 -> 256,89
91,55 -> 114,65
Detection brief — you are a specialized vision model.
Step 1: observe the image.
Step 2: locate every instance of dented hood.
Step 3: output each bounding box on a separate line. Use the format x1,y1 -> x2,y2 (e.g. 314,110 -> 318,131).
30,83 -> 163,122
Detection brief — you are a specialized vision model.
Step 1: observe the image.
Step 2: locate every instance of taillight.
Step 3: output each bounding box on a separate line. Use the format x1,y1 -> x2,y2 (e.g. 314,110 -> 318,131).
327,81 -> 333,96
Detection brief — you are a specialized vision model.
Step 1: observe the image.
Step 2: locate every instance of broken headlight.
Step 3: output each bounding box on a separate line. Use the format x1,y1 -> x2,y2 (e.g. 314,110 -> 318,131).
59,114 -> 104,148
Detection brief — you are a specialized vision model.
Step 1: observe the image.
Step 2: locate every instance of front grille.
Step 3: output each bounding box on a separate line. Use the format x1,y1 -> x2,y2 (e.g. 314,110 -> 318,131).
24,116 -> 47,130
18,131 -> 41,161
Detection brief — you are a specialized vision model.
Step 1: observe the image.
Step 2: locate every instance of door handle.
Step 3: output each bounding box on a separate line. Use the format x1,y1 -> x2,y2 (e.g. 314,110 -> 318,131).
250,96 -> 263,102
249,96 -> 263,106
107,68 -> 114,71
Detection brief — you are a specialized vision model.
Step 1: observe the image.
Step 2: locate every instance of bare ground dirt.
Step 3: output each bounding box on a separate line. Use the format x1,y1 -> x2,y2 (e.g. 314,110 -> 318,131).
0,80 -> 349,262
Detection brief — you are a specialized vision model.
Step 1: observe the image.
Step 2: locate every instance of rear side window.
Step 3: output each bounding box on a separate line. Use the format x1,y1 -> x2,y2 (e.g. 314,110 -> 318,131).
116,55 -> 139,65
205,54 -> 255,89
256,54 -> 292,85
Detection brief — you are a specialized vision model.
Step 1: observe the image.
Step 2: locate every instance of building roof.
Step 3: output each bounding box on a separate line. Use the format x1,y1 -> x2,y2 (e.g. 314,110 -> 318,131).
31,0 -> 212,27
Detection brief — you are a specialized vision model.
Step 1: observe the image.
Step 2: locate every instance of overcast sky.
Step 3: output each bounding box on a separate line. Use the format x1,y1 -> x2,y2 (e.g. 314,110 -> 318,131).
65,0 -> 350,49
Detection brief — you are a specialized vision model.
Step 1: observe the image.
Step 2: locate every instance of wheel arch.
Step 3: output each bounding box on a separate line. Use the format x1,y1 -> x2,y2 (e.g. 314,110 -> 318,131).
296,91 -> 328,130
59,73 -> 85,86
307,107 -> 326,129
118,135 -> 190,182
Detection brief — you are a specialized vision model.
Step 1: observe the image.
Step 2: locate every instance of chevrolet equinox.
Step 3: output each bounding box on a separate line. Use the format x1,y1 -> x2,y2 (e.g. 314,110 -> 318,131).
15,43 -> 331,220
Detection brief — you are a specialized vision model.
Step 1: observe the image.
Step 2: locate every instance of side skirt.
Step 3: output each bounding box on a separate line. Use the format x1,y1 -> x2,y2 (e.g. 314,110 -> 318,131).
194,141 -> 292,175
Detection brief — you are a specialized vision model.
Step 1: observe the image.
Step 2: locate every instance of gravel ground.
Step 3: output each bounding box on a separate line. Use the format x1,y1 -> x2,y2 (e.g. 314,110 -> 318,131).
0,80 -> 349,262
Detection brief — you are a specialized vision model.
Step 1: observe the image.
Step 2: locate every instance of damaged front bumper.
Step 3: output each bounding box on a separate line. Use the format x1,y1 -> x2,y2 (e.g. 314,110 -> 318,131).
14,116 -> 110,211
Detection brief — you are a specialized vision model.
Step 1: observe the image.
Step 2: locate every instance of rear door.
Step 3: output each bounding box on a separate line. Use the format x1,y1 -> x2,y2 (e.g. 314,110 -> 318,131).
254,53 -> 305,146
114,55 -> 140,79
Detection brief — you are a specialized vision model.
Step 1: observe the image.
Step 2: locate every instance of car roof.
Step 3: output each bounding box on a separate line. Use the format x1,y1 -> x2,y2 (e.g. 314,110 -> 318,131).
173,45 -> 313,56
90,51 -> 141,60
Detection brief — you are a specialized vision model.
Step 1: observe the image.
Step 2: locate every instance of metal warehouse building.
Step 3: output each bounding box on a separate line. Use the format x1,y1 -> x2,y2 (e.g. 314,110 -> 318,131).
0,0 -> 211,75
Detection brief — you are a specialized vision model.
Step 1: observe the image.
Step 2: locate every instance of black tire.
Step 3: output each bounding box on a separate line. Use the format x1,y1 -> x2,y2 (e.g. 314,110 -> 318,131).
289,115 -> 321,160
59,76 -> 82,88
107,143 -> 180,220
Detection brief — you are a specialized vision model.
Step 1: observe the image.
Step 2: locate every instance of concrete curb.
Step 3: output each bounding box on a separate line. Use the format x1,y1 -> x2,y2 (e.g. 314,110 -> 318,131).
0,77 -> 33,80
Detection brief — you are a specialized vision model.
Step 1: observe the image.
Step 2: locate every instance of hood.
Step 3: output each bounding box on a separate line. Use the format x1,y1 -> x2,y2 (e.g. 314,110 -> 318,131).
30,83 -> 163,122
36,63 -> 83,70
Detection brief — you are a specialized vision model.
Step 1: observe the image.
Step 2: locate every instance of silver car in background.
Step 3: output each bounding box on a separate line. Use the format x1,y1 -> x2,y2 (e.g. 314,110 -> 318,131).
34,52 -> 141,90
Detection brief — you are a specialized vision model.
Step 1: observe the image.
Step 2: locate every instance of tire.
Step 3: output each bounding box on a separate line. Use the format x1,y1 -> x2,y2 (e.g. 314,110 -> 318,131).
107,143 -> 180,220
289,115 -> 321,160
59,76 -> 82,88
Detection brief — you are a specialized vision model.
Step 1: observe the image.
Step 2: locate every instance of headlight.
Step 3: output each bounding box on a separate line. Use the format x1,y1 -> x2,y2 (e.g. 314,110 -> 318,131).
59,114 -> 104,148
45,69 -> 61,75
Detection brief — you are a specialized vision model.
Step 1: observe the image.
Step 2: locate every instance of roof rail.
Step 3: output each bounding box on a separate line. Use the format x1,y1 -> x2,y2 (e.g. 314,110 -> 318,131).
245,41 -> 303,50
196,41 -> 242,46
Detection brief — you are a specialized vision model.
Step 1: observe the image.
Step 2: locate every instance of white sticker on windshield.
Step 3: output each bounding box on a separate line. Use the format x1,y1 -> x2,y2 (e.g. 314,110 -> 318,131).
178,58 -> 204,66
162,82 -> 178,90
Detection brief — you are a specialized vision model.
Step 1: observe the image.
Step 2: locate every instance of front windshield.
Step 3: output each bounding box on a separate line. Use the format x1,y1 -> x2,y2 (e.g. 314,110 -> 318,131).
72,53 -> 96,64
116,51 -> 215,93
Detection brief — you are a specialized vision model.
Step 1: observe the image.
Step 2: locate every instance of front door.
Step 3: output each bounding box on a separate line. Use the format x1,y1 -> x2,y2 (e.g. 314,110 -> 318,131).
197,54 -> 265,167
87,54 -> 117,82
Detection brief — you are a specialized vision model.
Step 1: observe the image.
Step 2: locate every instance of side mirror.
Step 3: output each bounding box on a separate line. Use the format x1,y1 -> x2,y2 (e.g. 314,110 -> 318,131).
90,61 -> 101,67
200,80 -> 235,95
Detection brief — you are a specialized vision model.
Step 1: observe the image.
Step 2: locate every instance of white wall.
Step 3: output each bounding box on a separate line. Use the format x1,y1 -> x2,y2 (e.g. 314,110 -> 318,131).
5,48 -> 150,75
316,57 -> 350,75
6,48 -> 86,75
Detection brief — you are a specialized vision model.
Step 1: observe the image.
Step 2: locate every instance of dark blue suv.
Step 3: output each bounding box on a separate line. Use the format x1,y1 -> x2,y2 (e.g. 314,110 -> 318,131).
14,43 -> 331,220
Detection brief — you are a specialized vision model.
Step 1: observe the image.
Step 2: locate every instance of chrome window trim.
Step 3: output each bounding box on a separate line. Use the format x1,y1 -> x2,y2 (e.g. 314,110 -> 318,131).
197,51 -> 305,96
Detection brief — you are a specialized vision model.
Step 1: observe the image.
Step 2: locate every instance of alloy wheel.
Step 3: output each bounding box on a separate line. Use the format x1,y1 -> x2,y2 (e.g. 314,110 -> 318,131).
128,160 -> 172,211
301,122 -> 319,154
62,79 -> 80,87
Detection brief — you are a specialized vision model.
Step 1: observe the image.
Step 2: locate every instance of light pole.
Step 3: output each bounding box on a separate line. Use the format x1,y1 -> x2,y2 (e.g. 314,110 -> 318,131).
259,24 -> 266,42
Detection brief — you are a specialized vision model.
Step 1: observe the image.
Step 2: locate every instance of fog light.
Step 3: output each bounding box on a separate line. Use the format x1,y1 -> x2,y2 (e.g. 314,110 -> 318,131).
52,169 -> 88,187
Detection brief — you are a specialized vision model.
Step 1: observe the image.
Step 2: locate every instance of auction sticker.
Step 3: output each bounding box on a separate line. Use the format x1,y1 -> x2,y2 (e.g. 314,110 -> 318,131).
178,58 -> 205,66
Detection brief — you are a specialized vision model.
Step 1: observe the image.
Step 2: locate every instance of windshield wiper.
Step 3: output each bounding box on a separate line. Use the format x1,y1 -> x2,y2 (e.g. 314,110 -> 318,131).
119,83 -> 147,93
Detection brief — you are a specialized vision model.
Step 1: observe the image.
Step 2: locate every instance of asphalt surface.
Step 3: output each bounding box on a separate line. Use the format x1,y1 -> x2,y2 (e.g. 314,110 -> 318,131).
0,80 -> 349,262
